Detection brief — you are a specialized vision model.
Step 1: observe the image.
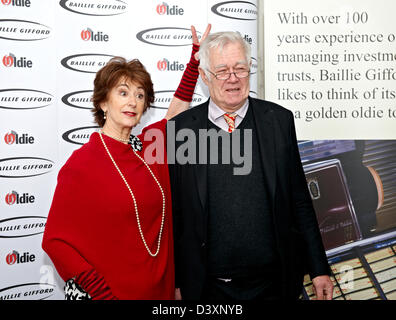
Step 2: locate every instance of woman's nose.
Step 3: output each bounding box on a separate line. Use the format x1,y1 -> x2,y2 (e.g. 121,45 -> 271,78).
128,96 -> 136,106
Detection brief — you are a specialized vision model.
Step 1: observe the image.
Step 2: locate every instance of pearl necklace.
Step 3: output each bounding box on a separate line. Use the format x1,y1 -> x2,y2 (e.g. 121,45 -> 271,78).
101,130 -> 143,152
98,131 -> 165,257
101,131 -> 129,143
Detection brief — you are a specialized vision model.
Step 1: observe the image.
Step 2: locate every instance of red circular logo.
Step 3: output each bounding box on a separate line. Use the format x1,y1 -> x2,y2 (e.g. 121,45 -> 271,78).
4,132 -> 16,145
157,59 -> 168,71
2,55 -> 13,67
6,252 -> 17,265
81,29 -> 91,41
1,0 -> 12,5
156,3 -> 167,15
5,192 -> 17,205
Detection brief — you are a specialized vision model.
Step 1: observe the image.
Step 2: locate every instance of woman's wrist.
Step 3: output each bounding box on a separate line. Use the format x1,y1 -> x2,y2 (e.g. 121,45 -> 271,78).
74,268 -> 118,300
173,43 -> 200,102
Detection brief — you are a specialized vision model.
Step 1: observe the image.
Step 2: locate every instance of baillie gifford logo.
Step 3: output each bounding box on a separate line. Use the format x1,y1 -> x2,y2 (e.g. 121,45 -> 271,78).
0,89 -> 53,110
156,2 -> 184,15
61,54 -> 115,73
0,157 -> 54,178
211,1 -> 257,21
2,53 -> 33,68
81,28 -> 109,42
153,90 -> 204,109
59,0 -> 127,16
0,216 -> 47,238
0,19 -> 51,41
62,90 -> 93,110
157,58 -> 185,72
62,126 -> 98,145
136,27 -> 198,47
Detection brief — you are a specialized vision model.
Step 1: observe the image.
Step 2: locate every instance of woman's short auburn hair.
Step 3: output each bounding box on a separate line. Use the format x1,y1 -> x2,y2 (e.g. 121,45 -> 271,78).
91,57 -> 154,127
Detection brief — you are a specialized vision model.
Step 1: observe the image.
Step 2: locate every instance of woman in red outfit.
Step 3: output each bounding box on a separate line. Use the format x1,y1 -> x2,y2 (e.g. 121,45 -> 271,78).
42,25 -> 211,300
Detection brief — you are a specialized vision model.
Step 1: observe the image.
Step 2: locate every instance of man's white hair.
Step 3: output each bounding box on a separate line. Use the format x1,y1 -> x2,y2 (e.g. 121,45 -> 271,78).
198,31 -> 251,79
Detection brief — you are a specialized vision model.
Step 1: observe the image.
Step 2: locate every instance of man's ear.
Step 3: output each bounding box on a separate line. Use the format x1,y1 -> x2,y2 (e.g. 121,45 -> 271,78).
199,67 -> 209,86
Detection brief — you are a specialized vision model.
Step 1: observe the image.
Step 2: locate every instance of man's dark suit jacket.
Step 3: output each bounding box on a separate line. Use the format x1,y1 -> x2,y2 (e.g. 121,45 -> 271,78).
168,97 -> 331,300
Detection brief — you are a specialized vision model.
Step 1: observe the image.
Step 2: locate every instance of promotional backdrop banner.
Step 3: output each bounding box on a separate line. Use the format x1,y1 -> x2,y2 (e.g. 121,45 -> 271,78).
263,0 -> 396,300
4,0 -> 395,301
0,0 -> 258,300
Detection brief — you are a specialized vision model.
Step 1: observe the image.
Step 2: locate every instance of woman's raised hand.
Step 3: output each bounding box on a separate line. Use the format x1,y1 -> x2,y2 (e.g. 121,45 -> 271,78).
191,24 -> 211,59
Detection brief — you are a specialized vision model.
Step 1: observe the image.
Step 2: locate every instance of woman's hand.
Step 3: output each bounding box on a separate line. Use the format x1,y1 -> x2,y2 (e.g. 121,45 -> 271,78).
165,24 -> 212,120
191,24 -> 211,60
191,24 -> 211,45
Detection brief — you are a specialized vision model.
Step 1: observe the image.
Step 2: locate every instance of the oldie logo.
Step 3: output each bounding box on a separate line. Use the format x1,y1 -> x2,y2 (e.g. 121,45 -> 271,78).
153,90 -> 204,109
156,2 -> 184,15
62,90 -> 93,109
0,216 -> 46,238
0,0 -> 31,7
211,1 -> 257,21
0,19 -> 51,41
157,58 -> 185,72
59,0 -> 127,16
0,283 -> 55,300
0,157 -> 54,178
80,28 -> 109,42
5,191 -> 35,205
4,130 -> 35,145
61,54 -> 115,73
2,53 -> 33,68
4,131 -> 16,145
136,27 -> 200,47
6,250 -> 36,265
0,89 -> 53,110
62,126 -> 99,145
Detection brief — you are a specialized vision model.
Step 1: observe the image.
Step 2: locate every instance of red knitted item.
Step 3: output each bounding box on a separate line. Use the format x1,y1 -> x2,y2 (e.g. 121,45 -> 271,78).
74,268 -> 118,300
173,43 -> 200,102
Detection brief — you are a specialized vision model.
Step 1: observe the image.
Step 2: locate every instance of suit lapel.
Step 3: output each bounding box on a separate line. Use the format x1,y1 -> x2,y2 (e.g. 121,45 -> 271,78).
250,98 -> 277,204
191,102 -> 209,212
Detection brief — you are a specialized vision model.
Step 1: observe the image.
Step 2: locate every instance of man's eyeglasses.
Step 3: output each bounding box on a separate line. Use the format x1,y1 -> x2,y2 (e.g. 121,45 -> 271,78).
207,69 -> 250,81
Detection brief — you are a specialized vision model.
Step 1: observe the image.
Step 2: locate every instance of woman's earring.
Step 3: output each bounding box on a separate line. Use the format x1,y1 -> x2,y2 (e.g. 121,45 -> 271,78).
104,111 -> 107,120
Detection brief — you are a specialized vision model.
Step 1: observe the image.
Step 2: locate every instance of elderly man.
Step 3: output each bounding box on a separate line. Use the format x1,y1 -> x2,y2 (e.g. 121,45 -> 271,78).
168,31 -> 333,300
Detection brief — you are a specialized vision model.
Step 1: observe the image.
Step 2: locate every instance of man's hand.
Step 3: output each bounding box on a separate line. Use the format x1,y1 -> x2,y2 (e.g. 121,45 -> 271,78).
175,288 -> 182,300
312,275 -> 333,300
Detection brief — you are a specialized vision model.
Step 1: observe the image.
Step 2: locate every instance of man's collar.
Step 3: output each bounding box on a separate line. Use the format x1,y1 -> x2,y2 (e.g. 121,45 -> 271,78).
208,98 -> 249,120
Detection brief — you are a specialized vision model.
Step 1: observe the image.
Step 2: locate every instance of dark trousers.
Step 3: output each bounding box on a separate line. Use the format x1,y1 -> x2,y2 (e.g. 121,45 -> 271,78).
201,269 -> 282,301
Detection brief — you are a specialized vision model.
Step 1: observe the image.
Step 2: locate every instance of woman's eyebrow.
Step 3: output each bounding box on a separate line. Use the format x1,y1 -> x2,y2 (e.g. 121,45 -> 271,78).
116,83 -> 129,89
